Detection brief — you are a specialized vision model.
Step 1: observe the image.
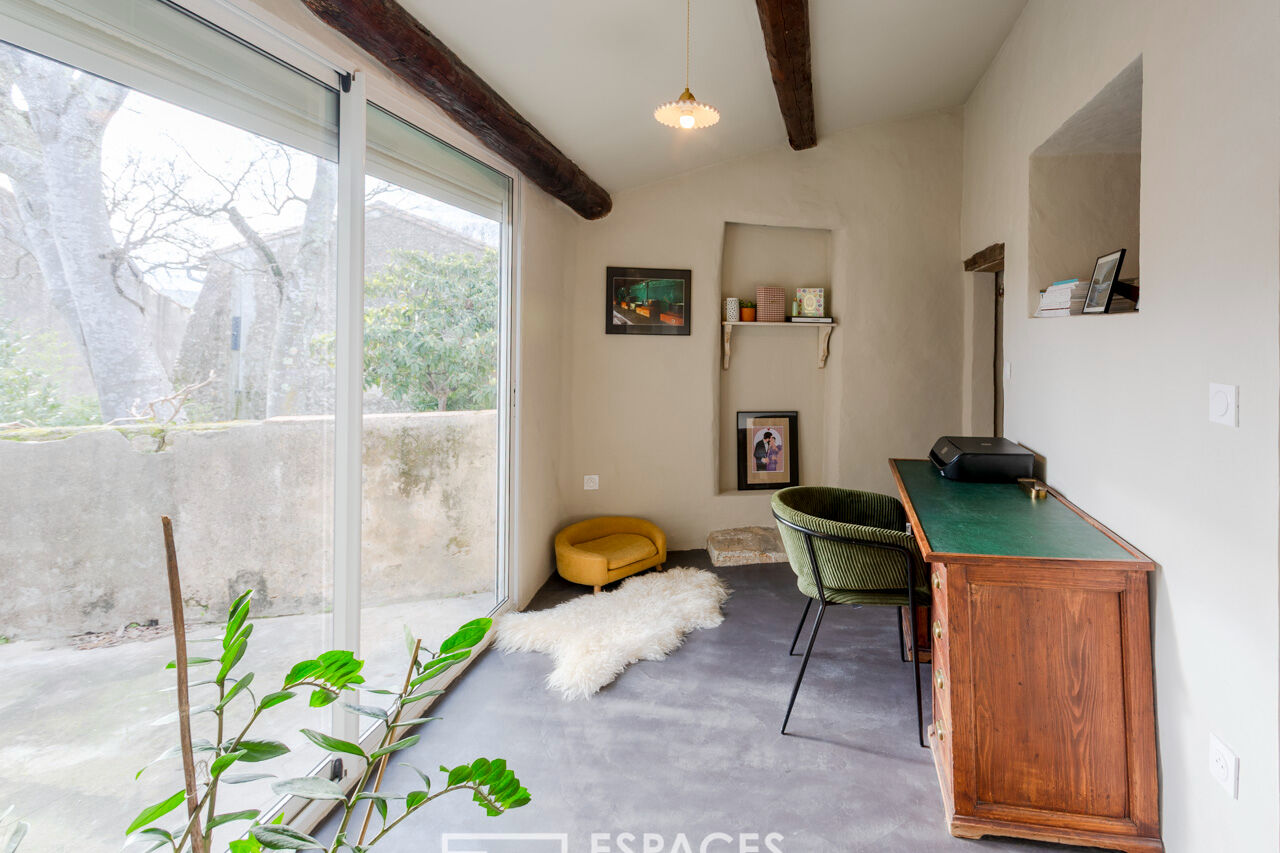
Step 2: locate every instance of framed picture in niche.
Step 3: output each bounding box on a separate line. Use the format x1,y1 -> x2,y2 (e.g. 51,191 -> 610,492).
605,266 -> 691,335
1083,249 -> 1126,314
736,411 -> 799,491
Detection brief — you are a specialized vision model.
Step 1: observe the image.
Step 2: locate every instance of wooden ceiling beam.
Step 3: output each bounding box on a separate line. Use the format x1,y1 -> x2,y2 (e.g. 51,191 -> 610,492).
754,0 -> 816,150
301,0 -> 612,220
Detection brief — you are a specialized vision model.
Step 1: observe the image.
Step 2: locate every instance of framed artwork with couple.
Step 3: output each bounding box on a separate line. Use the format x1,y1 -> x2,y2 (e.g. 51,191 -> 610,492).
736,411 -> 799,491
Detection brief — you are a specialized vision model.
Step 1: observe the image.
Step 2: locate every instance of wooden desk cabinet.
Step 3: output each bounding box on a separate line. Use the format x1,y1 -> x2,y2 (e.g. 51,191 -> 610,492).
890,460 -> 1161,853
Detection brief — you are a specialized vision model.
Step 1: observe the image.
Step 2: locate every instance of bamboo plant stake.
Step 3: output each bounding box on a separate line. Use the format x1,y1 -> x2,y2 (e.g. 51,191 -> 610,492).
162,516 -> 207,853
357,638 -> 423,844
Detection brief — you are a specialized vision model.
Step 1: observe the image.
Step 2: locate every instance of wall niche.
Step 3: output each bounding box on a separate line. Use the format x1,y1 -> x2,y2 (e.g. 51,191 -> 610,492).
717,222 -> 832,494
1028,56 -> 1142,315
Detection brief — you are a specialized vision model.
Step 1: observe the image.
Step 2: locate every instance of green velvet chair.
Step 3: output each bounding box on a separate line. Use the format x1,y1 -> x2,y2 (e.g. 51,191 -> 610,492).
771,486 -> 930,744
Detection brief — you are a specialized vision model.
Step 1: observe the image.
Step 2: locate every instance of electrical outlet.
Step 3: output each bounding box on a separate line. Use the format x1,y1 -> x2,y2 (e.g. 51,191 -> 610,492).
1209,732 -> 1239,798
583,474 -> 599,491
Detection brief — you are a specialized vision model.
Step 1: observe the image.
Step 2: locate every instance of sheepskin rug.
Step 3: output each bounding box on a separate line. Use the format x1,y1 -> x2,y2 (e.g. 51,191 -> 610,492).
495,567 -> 730,699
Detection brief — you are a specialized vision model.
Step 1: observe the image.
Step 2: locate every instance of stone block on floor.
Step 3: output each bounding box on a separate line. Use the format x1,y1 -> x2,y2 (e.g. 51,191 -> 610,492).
706,525 -> 787,567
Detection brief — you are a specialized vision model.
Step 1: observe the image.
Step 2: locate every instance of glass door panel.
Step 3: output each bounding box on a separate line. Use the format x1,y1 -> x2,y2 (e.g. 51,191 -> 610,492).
358,105 -> 509,713
0,29 -> 336,852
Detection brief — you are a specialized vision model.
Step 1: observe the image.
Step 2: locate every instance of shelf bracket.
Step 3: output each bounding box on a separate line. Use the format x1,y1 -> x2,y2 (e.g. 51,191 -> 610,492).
722,324 -> 733,370
817,325 -> 833,369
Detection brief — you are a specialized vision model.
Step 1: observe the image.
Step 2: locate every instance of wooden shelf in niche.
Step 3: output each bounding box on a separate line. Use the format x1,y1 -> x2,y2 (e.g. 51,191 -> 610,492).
721,321 -> 837,370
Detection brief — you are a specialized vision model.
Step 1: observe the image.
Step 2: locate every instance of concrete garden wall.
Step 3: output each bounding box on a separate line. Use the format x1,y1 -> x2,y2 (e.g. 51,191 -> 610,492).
0,411 -> 496,640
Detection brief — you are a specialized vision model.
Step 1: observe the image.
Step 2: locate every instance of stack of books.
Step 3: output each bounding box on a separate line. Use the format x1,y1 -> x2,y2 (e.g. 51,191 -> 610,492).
1034,278 -> 1090,317
788,315 -> 833,323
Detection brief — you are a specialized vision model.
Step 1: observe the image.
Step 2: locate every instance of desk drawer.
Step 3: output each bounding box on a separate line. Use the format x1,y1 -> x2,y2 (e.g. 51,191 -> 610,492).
929,561 -> 948,631
931,644 -> 953,772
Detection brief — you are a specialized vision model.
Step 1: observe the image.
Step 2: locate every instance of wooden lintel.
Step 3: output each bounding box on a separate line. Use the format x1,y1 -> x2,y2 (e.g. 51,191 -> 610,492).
301,0 -> 612,220
755,0 -> 816,151
963,242 -> 1005,273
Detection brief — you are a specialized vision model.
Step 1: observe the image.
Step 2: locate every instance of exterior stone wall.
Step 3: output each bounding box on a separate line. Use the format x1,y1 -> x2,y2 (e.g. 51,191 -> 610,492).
0,411 -> 496,640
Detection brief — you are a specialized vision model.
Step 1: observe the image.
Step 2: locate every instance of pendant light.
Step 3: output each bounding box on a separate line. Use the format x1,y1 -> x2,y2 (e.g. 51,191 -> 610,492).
654,0 -> 720,130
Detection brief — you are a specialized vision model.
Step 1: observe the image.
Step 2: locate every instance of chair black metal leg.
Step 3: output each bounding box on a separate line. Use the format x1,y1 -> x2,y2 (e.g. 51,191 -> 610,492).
898,606 -> 907,662
781,600 -> 826,735
907,587 -> 925,748
788,598 -> 813,656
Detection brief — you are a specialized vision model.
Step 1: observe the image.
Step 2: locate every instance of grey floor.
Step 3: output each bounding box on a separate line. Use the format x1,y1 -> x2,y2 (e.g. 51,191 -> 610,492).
320,552 -> 1098,853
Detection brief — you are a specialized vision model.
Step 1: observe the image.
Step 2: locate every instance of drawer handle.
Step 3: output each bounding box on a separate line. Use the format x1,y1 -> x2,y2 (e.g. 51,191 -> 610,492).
932,620 -> 942,640
932,573 -> 943,590
935,671 -> 945,690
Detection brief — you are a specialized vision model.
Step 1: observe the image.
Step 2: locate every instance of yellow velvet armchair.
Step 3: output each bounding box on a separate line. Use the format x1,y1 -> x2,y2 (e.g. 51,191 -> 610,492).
555,516 -> 667,593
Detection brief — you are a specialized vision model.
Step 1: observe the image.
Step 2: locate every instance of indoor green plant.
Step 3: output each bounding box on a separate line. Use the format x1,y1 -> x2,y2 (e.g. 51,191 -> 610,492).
740,300 -> 757,322
128,589 -> 529,852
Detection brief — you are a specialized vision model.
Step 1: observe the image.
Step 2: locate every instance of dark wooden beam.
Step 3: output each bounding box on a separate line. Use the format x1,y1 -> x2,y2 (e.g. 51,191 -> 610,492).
755,0 -> 816,150
301,0 -> 612,220
963,243 -> 1005,273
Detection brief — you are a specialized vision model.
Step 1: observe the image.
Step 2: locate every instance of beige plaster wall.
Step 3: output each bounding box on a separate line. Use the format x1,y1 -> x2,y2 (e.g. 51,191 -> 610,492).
718,224 -> 832,493
561,110 -> 965,548
961,1 -> 1280,849
513,186 -> 573,606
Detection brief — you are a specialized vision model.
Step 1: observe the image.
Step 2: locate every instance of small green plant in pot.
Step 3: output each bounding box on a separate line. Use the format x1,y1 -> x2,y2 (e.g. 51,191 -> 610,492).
740,300 -> 757,322
128,590 -> 529,852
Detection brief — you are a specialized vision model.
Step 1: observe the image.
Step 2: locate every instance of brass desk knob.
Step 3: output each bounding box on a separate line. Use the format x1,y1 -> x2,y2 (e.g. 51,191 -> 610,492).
932,620 -> 942,640
935,671 -> 946,690
932,573 -> 942,590
936,722 -> 946,742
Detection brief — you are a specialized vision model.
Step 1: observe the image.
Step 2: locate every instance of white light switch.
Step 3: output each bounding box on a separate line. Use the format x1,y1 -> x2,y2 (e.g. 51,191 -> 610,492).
1208,383 -> 1238,427
583,475 -> 599,490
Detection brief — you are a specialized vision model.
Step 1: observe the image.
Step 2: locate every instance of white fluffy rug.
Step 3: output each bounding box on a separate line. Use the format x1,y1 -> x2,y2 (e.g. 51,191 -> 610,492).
495,567 -> 730,699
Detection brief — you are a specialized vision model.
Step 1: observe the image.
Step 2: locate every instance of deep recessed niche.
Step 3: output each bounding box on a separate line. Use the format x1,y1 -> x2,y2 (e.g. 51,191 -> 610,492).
717,223 -> 832,494
1028,57 -> 1142,316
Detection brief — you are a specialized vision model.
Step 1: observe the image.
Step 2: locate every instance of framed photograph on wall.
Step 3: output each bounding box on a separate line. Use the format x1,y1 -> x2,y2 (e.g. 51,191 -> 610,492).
1083,248 -> 1126,313
736,411 -> 799,491
605,266 -> 691,335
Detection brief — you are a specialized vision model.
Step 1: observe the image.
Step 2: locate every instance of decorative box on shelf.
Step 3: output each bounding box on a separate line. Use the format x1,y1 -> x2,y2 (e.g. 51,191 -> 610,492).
755,286 -> 786,322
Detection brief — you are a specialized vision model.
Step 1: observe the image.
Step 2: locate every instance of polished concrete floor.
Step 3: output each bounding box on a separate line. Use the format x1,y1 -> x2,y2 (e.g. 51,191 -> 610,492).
320,552 -> 1093,853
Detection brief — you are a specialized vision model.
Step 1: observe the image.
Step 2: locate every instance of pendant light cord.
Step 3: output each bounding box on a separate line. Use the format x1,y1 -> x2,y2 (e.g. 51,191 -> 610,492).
685,0 -> 692,89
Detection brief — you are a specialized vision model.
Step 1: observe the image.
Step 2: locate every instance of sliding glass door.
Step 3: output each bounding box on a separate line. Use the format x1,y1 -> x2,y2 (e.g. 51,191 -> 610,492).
0,1 -> 513,849
357,105 -> 511,711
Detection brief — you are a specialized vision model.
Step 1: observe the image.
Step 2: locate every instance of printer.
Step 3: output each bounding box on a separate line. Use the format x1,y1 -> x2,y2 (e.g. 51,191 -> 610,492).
929,436 -> 1033,483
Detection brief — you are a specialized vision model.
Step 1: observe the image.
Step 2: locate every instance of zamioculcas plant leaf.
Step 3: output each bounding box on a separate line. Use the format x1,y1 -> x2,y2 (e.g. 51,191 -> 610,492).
133,581 -> 530,852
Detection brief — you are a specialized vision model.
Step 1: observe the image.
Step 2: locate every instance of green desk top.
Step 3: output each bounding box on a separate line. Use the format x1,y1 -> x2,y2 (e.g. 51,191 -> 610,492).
893,459 -> 1135,561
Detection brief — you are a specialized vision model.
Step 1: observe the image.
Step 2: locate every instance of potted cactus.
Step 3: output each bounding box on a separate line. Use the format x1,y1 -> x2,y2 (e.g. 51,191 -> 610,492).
740,300 -> 757,322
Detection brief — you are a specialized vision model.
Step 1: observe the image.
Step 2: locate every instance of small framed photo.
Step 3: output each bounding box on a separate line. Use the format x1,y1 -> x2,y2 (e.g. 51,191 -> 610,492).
606,266 -> 691,335
1083,249 -> 1126,314
736,411 -> 799,491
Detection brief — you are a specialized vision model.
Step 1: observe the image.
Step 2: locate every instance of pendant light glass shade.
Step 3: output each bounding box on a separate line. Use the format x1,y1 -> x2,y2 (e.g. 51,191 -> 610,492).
656,0 -> 719,130
654,87 -> 720,130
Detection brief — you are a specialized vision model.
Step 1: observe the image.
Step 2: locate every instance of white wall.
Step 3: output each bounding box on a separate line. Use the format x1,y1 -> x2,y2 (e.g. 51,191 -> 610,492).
561,110 -> 965,547
961,1 -> 1280,849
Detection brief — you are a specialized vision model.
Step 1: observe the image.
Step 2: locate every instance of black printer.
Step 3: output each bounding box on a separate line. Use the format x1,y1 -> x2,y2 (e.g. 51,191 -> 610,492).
929,436 -> 1033,482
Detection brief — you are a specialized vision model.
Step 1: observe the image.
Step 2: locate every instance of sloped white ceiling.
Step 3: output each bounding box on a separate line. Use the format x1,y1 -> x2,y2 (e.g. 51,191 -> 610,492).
400,0 -> 1027,192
